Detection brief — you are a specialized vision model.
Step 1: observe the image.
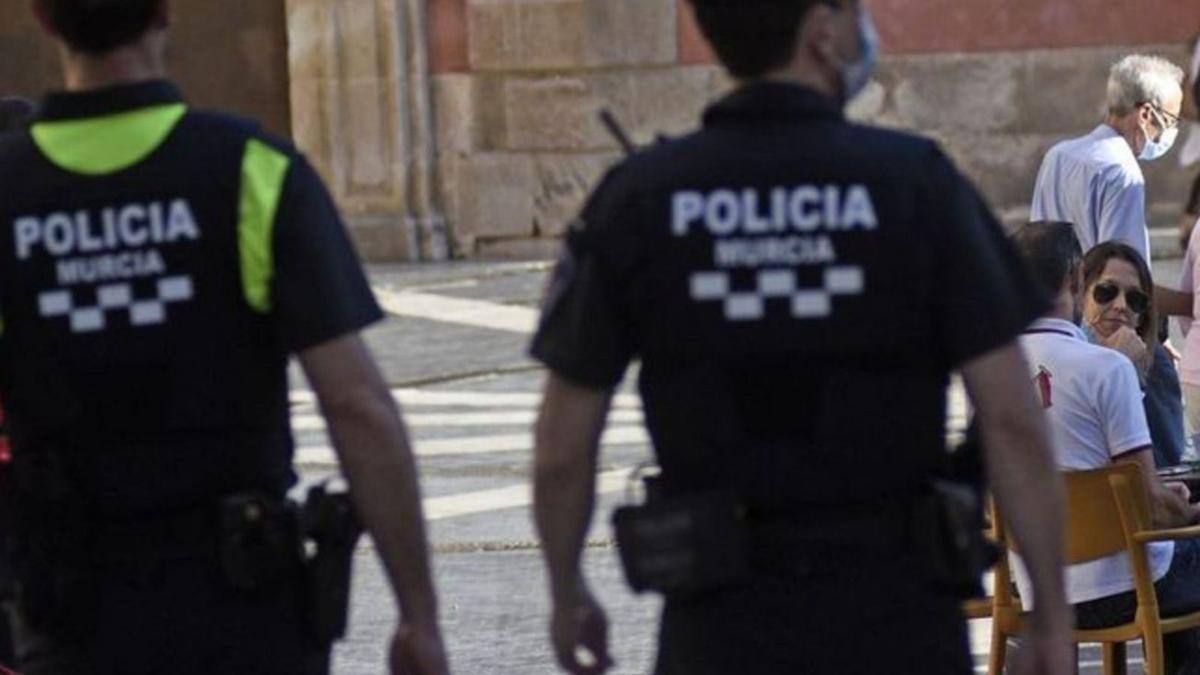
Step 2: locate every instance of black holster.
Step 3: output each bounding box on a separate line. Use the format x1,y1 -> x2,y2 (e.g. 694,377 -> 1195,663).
3,449 -> 98,639
298,483 -> 362,646
217,485 -> 362,647
909,479 -> 998,599
612,483 -> 749,599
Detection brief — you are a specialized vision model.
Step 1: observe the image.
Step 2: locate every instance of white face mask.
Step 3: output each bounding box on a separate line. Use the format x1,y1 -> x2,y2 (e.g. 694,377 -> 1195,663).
839,6 -> 880,103
1140,108 -> 1180,161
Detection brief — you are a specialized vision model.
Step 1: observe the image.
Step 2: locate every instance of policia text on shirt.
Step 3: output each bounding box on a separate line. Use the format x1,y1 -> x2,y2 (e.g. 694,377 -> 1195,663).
530,2 -> 1073,675
0,1 -> 449,674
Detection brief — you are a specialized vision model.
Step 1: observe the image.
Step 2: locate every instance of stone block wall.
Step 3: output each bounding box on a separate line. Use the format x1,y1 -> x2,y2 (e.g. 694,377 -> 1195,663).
3,1 -> 1200,260
423,0 -> 1200,259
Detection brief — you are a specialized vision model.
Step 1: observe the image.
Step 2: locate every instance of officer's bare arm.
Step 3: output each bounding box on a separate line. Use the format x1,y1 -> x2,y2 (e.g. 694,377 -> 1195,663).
962,343 -> 1070,630
300,334 -> 441,632
533,373 -> 612,606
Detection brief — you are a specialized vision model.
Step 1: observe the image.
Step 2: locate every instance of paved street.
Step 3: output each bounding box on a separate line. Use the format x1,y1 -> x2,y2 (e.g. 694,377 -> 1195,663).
291,262 -> 657,674
298,257 -> 1185,674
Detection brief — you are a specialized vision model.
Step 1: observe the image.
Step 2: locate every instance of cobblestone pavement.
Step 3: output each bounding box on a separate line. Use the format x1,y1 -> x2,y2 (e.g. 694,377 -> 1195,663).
297,258 -> 1186,674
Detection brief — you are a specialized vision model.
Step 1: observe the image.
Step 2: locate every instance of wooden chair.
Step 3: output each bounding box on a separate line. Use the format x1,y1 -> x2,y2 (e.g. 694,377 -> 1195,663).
990,463 -> 1200,675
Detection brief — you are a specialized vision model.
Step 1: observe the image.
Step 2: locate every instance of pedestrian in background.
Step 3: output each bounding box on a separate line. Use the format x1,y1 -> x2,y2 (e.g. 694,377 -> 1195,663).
530,0 -> 1071,673
1176,34 -> 1200,250
0,1 -> 449,673
1031,54 -> 1192,468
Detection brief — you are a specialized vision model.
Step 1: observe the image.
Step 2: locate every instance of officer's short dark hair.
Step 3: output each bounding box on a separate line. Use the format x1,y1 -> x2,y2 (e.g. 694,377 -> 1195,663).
686,0 -> 836,79
41,0 -> 164,55
0,98 -> 35,133
1011,221 -> 1082,298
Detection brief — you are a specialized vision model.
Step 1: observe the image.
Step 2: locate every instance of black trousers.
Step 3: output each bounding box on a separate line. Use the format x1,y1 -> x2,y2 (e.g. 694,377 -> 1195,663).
653,542 -> 972,675
7,555 -> 329,675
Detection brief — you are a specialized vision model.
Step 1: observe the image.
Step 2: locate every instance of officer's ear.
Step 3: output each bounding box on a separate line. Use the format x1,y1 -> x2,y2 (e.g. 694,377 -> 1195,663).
151,0 -> 172,30
29,0 -> 60,40
801,3 -> 841,70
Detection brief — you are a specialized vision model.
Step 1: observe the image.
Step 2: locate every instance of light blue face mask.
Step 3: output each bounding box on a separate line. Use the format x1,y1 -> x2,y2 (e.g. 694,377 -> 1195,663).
1139,107 -> 1179,161
840,6 -> 880,103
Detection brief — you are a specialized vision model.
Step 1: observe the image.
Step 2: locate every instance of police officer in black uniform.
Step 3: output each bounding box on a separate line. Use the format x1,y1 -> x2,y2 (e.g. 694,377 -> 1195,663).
531,1 -> 1073,674
0,1 -> 449,673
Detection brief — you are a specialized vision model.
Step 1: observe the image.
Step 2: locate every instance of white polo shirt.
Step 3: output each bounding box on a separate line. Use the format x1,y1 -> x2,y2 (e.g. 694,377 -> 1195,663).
1030,125 -> 1150,264
1013,317 -> 1172,605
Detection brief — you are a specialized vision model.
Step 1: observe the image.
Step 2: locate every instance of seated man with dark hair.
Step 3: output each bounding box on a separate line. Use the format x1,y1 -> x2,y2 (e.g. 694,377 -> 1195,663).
1011,221 -> 1200,672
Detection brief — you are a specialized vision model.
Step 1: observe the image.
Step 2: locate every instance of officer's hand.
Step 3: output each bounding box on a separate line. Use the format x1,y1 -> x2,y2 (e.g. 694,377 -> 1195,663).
550,591 -> 613,674
1009,618 -> 1073,675
390,622 -> 451,675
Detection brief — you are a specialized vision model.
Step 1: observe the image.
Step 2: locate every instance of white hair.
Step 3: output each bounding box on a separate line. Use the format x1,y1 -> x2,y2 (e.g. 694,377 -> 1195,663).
1106,54 -> 1185,116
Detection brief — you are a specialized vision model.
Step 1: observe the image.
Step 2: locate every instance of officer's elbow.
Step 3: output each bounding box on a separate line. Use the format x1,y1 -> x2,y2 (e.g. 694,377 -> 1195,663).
318,383 -> 401,439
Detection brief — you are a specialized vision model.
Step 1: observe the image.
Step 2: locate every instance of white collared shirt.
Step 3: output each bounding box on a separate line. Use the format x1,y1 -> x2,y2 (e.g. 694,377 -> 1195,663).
1031,125 -> 1150,263
1013,317 -> 1170,606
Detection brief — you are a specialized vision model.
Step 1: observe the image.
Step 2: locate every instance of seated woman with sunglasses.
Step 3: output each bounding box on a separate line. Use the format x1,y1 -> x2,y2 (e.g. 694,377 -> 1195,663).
1081,242 -> 1159,386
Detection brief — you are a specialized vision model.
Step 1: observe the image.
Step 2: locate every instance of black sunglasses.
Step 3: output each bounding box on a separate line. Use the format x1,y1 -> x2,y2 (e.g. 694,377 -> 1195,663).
1092,282 -> 1149,314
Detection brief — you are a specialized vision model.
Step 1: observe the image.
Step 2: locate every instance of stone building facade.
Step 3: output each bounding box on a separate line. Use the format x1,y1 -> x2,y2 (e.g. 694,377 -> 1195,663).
3,1 -> 1200,260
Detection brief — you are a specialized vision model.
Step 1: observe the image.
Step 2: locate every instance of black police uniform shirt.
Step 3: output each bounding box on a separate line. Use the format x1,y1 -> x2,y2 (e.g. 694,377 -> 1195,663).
0,81 -> 382,517
531,83 -> 1045,512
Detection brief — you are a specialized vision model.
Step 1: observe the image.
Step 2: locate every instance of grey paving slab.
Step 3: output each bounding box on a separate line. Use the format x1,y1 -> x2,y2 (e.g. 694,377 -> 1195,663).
333,549 -> 661,675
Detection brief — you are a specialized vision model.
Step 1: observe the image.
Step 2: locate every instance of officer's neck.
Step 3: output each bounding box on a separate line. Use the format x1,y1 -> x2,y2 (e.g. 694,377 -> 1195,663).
59,39 -> 168,92
759,62 -> 841,101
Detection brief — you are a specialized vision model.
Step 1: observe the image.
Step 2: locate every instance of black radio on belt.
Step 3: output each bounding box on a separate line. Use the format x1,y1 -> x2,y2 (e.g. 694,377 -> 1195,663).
612,466 -> 749,598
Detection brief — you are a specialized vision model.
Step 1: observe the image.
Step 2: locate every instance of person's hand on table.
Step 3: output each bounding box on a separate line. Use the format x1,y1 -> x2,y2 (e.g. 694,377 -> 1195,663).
1166,480 -> 1193,504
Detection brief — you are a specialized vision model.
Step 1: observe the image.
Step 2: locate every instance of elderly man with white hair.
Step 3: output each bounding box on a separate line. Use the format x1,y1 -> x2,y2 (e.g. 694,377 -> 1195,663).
1032,54 -> 1192,468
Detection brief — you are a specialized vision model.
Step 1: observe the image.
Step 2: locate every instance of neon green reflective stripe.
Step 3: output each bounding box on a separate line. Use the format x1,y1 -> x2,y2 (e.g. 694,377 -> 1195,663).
239,139 -> 291,313
31,103 -> 187,175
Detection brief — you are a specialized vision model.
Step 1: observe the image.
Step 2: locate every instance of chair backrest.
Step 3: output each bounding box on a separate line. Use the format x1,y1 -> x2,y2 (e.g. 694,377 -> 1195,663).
994,462 -> 1161,631
1002,462 -> 1149,564
1065,463 -> 1149,565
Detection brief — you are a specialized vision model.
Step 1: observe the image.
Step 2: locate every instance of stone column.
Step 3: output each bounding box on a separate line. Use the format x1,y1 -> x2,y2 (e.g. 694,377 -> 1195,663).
286,0 -> 449,261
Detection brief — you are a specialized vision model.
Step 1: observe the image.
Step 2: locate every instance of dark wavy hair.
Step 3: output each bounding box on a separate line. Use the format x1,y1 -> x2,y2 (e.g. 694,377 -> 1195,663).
40,0 -> 163,55
687,0 -> 836,79
1082,241 -> 1157,343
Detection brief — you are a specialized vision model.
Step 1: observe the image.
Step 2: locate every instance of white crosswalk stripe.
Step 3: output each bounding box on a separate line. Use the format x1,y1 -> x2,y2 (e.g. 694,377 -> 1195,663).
291,386 -> 650,521
423,468 -> 633,521
293,382 -> 971,522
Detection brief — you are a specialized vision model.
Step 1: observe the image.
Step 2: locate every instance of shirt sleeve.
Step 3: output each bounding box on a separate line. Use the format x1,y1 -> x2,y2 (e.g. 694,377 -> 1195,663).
1097,357 -> 1153,457
928,149 -> 1049,368
528,167 -> 638,389
270,153 -> 384,353
1098,170 -> 1150,262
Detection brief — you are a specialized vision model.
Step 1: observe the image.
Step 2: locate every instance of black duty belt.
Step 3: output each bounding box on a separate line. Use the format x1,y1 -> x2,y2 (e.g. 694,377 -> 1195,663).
89,503 -> 223,564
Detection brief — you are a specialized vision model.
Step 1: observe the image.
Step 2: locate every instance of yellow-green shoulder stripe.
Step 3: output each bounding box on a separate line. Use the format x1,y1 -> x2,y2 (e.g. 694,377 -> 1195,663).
239,138 -> 291,313
31,103 -> 187,175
